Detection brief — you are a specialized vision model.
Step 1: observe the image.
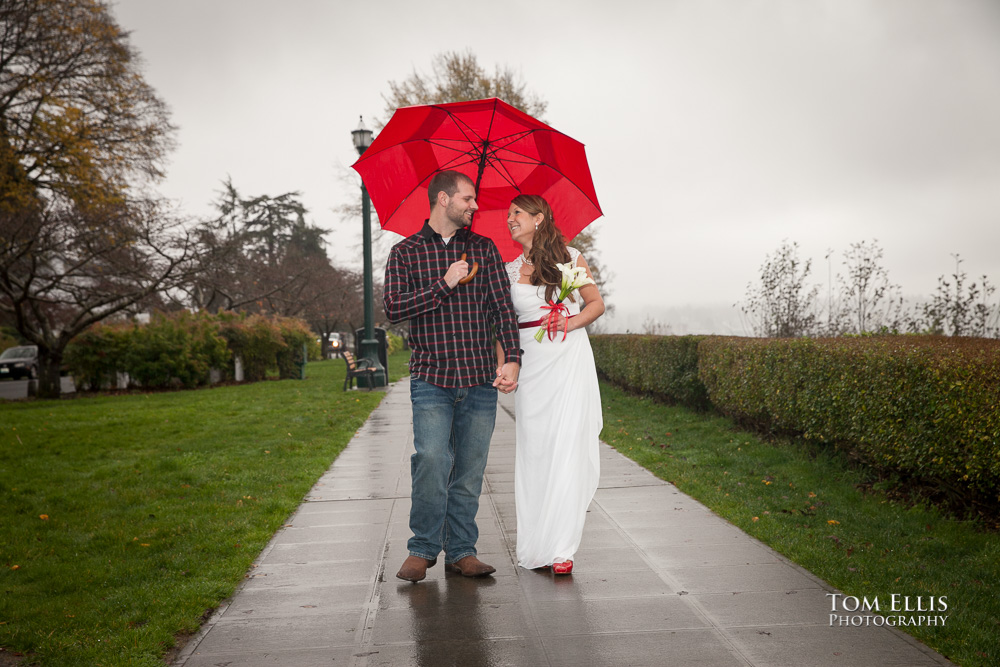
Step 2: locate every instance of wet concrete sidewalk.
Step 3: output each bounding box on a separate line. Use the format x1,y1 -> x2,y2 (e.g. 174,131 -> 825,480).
173,378 -> 954,667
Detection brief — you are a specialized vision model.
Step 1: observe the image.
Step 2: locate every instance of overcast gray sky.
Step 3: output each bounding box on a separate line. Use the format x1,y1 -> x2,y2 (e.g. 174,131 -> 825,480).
111,0 -> 1000,333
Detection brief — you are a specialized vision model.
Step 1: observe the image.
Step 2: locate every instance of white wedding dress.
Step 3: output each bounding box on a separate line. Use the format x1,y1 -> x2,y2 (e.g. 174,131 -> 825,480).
507,248 -> 602,569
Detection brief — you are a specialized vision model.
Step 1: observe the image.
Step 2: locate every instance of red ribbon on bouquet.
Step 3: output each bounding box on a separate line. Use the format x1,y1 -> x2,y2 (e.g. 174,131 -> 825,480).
541,300 -> 571,341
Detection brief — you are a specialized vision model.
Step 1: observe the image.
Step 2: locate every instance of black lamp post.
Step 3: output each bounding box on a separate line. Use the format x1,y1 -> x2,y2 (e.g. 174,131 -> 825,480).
352,116 -> 386,387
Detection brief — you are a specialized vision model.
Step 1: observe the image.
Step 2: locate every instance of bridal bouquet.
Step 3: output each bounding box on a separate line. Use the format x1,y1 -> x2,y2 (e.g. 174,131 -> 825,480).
534,262 -> 595,342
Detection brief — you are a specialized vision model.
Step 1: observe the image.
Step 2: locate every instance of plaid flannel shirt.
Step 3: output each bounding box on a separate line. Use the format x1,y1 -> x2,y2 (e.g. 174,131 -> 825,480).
383,221 -> 522,388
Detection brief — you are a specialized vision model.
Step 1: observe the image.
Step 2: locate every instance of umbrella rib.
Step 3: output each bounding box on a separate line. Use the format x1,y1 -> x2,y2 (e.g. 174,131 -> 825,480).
486,128 -> 534,147
487,158 -> 521,191
362,135 -> 538,167
421,138 -> 484,166
472,125 -> 549,191
474,101 -> 501,193
481,142 -> 542,192
437,152 -> 477,171
382,128 -> 541,154
442,108 -> 489,145
429,111 -> 495,183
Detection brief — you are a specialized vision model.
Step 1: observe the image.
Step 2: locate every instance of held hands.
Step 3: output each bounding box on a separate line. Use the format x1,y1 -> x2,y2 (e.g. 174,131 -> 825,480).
493,362 -> 520,394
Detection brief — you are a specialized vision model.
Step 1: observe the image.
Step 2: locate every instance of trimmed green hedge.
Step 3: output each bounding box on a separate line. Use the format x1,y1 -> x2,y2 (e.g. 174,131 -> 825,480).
591,334 -> 1000,505
591,335 -> 710,410
698,336 -> 1000,502
65,312 -> 228,390
217,313 -> 286,382
127,312 -> 230,388
66,311 -> 319,388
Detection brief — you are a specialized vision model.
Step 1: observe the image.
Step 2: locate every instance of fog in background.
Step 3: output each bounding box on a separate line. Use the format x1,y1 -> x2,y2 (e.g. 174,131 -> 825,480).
112,0 -> 1000,333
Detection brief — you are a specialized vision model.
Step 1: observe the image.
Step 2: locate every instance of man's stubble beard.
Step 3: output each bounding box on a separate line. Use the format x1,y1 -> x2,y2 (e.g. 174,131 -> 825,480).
446,202 -> 473,229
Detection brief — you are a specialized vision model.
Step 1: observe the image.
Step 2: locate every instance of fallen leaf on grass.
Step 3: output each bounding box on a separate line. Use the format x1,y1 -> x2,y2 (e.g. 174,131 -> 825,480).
39,514 -> 49,520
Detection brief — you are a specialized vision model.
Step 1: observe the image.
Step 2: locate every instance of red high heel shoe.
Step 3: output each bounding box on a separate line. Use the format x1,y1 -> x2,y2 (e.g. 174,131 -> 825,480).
552,560 -> 573,575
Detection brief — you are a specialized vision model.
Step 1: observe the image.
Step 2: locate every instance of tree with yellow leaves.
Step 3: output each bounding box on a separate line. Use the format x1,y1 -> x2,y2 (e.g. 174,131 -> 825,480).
1,0 -> 196,398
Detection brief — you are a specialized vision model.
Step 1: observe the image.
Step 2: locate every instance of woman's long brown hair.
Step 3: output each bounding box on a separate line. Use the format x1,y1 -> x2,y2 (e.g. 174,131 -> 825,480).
513,194 -> 574,304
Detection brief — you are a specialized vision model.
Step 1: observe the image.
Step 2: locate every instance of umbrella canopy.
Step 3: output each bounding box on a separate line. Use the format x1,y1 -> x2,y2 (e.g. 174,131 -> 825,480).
351,98 -> 602,261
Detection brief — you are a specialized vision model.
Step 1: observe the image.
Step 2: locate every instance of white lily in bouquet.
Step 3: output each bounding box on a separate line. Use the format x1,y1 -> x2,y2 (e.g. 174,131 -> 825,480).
534,262 -> 596,342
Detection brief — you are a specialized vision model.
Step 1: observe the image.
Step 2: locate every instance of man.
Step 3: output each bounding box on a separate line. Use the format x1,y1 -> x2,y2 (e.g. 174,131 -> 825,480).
384,170 -> 521,582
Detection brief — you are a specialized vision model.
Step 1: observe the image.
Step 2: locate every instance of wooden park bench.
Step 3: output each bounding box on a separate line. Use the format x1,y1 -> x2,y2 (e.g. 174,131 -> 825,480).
342,350 -> 377,391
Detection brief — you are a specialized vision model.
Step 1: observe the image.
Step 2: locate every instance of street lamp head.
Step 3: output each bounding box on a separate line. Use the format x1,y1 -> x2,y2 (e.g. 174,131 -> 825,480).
352,116 -> 373,155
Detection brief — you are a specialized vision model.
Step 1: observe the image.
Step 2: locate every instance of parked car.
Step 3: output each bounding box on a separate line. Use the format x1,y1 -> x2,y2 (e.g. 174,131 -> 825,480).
328,333 -> 343,357
0,345 -> 38,380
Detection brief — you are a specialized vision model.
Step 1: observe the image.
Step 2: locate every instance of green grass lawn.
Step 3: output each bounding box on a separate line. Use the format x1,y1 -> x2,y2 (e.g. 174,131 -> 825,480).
0,352 -> 409,667
599,379 -> 998,667
4,350 -> 995,666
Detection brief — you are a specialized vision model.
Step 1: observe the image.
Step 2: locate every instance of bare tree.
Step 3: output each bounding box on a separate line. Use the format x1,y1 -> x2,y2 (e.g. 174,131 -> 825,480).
190,179 -> 365,343
913,254 -> 999,337
973,277 -> 1000,337
641,316 -> 673,336
738,240 -> 820,338
1,0 -> 185,398
569,226 -> 613,312
0,197 -> 199,397
1,0 -> 174,209
380,50 -> 547,127
837,240 -> 906,334
303,265 -> 364,354
191,180 -> 322,314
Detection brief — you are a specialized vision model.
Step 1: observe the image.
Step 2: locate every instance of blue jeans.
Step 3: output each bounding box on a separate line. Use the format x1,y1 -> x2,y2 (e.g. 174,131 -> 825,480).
408,378 -> 497,564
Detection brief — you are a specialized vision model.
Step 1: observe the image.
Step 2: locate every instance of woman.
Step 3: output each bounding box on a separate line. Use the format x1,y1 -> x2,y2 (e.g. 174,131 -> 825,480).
503,194 -> 605,575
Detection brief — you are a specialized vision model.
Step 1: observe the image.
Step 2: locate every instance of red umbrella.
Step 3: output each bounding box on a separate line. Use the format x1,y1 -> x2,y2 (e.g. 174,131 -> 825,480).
350,97 -> 602,261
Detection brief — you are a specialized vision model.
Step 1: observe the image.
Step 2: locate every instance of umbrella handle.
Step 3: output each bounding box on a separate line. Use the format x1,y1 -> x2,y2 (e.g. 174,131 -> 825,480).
458,253 -> 479,284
